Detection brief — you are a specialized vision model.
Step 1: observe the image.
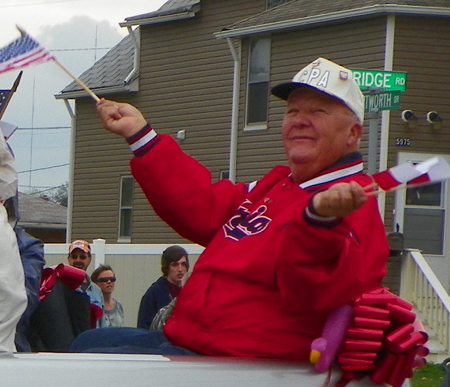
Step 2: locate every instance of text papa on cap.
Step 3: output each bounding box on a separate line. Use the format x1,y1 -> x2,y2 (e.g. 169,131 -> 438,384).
271,57 -> 364,123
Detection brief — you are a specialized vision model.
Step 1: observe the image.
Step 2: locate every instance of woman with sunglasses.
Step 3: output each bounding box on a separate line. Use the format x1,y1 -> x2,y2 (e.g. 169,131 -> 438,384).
91,265 -> 124,328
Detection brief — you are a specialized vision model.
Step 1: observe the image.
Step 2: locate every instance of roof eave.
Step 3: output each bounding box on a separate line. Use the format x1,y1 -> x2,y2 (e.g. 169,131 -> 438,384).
18,222 -> 67,230
119,10 -> 197,28
215,5 -> 450,39
55,79 -> 138,100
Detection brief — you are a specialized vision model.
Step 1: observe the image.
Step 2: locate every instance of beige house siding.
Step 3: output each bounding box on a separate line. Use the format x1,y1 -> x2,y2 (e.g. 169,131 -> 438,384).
69,5 -> 450,249
383,16 -> 450,230
70,1 -> 266,243
71,97 -> 139,242
234,17 -> 388,183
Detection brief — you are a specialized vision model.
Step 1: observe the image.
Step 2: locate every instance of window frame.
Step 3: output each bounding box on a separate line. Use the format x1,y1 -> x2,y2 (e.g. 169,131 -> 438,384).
244,36 -> 271,131
394,152 -> 449,256
118,176 -> 134,242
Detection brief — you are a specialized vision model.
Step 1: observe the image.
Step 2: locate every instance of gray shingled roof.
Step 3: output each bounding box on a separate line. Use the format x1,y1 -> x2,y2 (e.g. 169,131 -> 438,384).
59,30 -> 138,95
18,192 -> 67,228
218,0 -> 450,37
59,0 -> 450,95
58,0 -> 201,97
124,0 -> 200,22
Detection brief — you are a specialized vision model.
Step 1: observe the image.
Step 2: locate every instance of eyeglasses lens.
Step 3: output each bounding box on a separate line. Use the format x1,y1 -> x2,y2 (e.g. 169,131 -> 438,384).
97,277 -> 116,283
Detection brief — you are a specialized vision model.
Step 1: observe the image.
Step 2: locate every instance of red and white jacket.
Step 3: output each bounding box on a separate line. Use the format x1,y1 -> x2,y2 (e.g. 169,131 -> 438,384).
127,125 -> 389,360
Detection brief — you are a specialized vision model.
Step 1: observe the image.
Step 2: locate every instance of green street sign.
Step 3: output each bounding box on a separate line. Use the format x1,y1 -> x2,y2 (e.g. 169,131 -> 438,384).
351,69 -> 407,92
364,90 -> 401,112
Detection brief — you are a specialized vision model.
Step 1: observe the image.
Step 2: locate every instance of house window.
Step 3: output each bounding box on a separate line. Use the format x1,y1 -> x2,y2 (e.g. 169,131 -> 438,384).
403,183 -> 445,255
246,37 -> 270,128
119,176 -> 134,240
220,170 -> 230,180
266,0 -> 290,9
395,153 -> 450,257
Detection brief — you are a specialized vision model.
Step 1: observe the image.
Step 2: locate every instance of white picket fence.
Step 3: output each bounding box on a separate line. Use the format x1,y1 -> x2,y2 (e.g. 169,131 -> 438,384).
44,239 -> 204,327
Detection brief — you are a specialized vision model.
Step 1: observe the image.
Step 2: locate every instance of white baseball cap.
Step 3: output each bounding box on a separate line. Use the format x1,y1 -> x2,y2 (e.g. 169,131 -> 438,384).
271,57 -> 364,123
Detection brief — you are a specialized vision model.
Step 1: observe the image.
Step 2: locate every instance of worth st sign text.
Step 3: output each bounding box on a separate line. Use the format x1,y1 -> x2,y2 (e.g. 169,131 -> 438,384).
363,90 -> 401,112
351,69 -> 407,92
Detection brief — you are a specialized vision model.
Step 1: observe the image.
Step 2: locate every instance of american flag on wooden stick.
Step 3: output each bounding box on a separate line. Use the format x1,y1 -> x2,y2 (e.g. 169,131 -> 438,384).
0,28 -> 54,75
0,27 -> 99,102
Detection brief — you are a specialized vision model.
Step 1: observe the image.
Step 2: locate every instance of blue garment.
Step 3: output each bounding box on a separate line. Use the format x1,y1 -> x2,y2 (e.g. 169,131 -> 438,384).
14,226 -> 45,351
5,144 -> 46,351
76,277 -> 105,328
70,328 -> 197,355
137,276 -> 172,329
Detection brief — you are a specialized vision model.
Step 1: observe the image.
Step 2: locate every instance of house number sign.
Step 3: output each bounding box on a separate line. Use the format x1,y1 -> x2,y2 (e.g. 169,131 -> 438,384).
396,138 -> 411,146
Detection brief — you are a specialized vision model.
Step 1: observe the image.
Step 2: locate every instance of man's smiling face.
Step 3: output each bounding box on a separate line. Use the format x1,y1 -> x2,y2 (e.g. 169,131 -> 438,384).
281,87 -> 362,183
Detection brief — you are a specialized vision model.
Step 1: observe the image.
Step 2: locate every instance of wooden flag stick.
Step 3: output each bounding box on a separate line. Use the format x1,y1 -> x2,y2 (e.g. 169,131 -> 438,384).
366,180 -> 437,197
52,57 -> 100,103
366,184 -> 406,196
362,182 -> 376,192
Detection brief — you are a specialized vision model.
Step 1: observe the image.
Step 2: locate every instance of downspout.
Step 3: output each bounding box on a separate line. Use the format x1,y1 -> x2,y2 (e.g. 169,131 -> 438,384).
227,38 -> 241,183
124,26 -> 140,84
63,99 -> 75,242
378,15 -> 396,221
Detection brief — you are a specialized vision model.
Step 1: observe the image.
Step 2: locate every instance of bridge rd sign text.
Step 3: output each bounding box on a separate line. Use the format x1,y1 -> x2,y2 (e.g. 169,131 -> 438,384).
351,69 -> 407,92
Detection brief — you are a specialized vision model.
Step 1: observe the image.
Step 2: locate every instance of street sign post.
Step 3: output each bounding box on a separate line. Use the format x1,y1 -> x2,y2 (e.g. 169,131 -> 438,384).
350,69 -> 407,175
351,69 -> 407,92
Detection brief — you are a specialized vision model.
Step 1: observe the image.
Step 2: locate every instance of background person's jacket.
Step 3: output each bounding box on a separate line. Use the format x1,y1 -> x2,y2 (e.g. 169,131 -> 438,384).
137,276 -> 172,330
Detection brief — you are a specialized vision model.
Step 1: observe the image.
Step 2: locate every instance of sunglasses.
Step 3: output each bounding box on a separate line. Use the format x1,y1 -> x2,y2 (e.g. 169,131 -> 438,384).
96,277 -> 116,283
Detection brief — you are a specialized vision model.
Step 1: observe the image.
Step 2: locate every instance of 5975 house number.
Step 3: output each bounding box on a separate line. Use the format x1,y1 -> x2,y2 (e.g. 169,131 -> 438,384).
396,138 -> 411,146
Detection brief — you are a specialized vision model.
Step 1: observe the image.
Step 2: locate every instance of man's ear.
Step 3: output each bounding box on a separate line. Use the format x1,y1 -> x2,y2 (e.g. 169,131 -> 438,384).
347,121 -> 363,147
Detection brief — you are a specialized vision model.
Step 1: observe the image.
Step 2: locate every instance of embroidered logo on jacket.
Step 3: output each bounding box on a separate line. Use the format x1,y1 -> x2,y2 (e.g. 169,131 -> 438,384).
223,200 -> 272,241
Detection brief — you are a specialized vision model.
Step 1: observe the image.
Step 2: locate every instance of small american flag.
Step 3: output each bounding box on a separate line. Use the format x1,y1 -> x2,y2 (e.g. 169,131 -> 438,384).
0,31 -> 54,75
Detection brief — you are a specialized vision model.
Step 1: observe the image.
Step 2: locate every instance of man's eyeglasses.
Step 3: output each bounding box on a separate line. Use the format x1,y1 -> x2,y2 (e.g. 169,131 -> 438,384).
70,254 -> 88,260
96,277 -> 116,283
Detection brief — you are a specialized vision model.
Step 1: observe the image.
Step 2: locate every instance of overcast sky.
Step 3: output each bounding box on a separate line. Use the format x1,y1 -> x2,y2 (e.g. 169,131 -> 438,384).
0,0 -> 167,194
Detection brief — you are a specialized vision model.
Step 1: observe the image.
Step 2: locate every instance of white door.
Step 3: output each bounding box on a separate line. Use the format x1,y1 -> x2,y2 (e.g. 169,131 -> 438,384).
394,152 -> 450,289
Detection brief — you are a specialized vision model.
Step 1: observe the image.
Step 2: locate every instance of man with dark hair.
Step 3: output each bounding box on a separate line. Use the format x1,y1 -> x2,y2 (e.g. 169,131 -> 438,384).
137,245 -> 189,329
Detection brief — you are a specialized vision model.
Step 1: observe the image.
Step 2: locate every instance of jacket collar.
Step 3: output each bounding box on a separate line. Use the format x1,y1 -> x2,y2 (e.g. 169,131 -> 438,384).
298,152 -> 364,191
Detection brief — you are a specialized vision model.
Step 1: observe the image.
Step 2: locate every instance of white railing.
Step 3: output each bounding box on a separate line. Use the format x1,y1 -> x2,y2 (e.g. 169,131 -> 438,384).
400,249 -> 450,354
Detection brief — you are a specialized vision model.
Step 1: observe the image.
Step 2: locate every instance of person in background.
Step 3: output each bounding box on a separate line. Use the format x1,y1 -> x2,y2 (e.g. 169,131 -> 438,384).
91,264 -> 124,328
67,240 -> 104,327
0,132 -> 27,353
1,138 -> 46,352
4,192 -> 45,352
137,245 -> 189,330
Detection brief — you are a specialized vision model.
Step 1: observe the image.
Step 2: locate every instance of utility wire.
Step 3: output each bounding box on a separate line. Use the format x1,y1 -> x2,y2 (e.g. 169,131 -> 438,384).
15,126 -> 71,130
18,163 -> 69,174
51,48 -> 112,52
19,183 -> 67,193
0,1 -> 77,8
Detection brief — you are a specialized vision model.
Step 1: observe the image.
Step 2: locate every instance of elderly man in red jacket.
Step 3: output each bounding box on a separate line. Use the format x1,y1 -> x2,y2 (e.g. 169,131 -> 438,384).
71,58 -> 389,360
